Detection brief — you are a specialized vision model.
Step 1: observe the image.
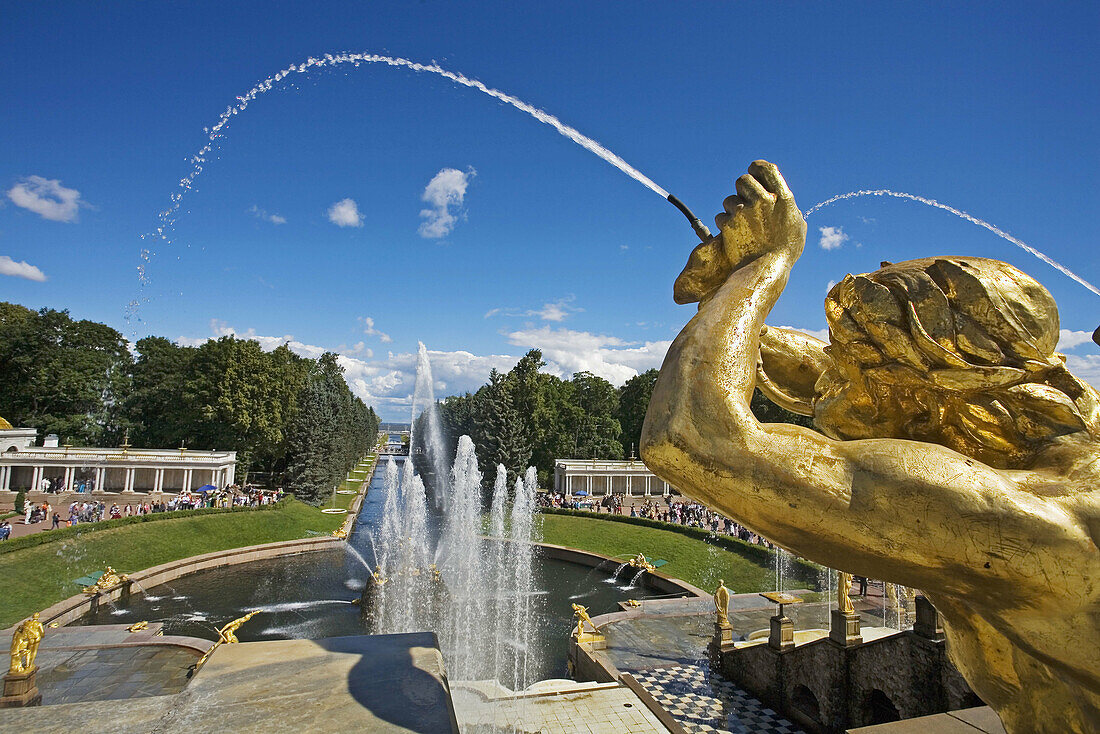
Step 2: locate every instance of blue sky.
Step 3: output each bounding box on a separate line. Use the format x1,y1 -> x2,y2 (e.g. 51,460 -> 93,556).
3,2 -> 1098,420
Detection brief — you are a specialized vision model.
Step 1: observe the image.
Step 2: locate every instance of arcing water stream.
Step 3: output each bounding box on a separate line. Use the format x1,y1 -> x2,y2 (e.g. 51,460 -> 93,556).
134,51 -> 1097,325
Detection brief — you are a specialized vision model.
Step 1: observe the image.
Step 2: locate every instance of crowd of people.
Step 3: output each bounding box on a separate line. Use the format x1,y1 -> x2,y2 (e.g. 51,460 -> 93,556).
0,484 -> 283,541
537,491 -> 779,549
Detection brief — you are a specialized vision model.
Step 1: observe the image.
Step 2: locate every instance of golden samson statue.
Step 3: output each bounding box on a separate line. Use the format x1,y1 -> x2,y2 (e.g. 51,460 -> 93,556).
641,161 -> 1100,734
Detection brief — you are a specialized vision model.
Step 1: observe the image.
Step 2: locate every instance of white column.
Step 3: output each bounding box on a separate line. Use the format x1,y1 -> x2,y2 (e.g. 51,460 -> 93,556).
184,469 -> 192,492
210,469 -> 217,487
226,464 -> 235,486
154,469 -> 163,493
64,466 -> 74,491
586,475 -> 592,496
122,468 -> 134,493
31,466 -> 42,493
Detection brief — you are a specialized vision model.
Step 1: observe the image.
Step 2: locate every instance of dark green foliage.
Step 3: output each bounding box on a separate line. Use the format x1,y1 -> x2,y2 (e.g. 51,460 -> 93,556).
14,491 -> 26,514
750,387 -> 816,428
1,301 -> 381,492
0,302 -> 131,445
616,369 -> 658,458
472,369 -> 531,485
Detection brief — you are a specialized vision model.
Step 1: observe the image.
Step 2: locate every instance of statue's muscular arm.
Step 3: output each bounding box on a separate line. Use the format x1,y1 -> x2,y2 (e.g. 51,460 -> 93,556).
641,162 -> 1089,598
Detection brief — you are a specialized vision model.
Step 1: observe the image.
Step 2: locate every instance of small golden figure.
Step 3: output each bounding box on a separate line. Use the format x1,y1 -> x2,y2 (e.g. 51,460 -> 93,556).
8,613 -> 44,674
126,621 -> 149,633
838,572 -> 855,614
216,611 -> 259,644
371,566 -> 388,586
571,603 -> 599,637
625,599 -> 641,608
714,580 -> 731,625
627,553 -> 656,573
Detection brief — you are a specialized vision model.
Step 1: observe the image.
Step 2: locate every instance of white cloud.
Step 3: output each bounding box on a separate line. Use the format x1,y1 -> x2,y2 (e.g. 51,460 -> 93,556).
777,325 -> 831,343
7,176 -> 84,222
826,280 -> 837,294
0,255 -> 47,282
418,167 -> 475,239
504,326 -> 670,385
818,226 -> 849,251
1058,329 -> 1096,352
484,297 -> 582,322
358,316 -> 392,343
327,198 -> 363,227
248,205 -> 286,225
1066,354 -> 1100,392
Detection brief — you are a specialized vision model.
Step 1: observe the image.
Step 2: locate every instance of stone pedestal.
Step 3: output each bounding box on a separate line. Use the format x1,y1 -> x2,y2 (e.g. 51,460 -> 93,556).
713,621 -> 734,647
914,594 -> 944,640
829,609 -> 863,647
0,667 -> 42,708
576,632 -> 607,651
768,614 -> 795,652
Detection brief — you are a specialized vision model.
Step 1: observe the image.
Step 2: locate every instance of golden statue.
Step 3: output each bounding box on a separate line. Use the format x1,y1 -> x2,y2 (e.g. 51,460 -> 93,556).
571,603 -> 599,637
641,160 -> 1100,734
82,566 -> 128,595
126,621 -> 149,633
9,613 -> 44,674
714,580 -> 730,625
332,517 -> 353,540
838,572 -> 855,614
371,566 -> 388,586
627,553 -> 655,573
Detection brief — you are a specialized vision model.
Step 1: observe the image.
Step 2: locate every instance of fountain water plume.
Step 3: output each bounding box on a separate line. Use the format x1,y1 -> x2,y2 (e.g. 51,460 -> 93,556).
805,189 -> 1100,298
411,343 -> 448,509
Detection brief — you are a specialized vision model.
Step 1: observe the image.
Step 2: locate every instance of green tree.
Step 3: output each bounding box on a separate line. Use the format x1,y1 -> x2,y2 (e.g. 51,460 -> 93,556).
568,372 -> 623,460
472,369 -> 531,488
616,368 -> 658,458
284,353 -> 344,504
0,302 -> 132,445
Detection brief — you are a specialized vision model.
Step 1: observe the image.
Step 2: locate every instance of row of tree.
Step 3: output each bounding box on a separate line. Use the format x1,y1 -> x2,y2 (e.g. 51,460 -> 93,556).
0,302 -> 379,503
423,349 -> 813,490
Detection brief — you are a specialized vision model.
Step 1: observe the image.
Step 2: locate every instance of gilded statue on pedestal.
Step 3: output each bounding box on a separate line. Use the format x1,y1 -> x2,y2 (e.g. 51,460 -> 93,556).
641,161 -> 1100,734
8,613 -> 44,674
82,566 -> 128,595
713,580 -> 730,625
837,572 -> 855,615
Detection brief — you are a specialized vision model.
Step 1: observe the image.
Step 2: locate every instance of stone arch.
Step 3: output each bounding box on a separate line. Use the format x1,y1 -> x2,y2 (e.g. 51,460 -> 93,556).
791,684 -> 822,725
866,688 -> 901,724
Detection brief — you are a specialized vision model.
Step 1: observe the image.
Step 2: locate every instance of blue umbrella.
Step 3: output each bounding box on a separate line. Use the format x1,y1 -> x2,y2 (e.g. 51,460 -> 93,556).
196,484 -> 217,493
573,490 -> 589,497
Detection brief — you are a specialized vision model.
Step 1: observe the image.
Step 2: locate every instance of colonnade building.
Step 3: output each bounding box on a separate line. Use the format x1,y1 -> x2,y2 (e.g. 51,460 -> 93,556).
0,417 -> 237,510
552,458 -> 680,498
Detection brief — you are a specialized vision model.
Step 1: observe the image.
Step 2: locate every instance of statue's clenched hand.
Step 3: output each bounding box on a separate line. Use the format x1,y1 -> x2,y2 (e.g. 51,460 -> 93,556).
674,160 -> 807,304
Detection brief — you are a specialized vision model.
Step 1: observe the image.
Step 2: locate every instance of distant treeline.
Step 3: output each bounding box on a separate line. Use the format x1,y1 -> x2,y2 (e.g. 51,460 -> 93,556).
417,349 -> 812,491
0,302 -> 380,503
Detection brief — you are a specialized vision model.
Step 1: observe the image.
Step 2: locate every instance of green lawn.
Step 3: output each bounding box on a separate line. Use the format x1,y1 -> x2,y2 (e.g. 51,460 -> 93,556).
537,513 -> 780,595
0,455 -> 379,629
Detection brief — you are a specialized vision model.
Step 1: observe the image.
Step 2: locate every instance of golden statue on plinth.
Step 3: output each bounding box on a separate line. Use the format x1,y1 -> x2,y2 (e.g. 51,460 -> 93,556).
714,580 -> 730,626
627,553 -> 656,573
8,613 -> 44,674
641,161 -> 1100,734
838,572 -> 855,615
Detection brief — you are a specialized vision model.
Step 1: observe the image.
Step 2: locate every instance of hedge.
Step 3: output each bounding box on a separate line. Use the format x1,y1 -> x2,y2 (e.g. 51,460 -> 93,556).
0,501 -> 286,556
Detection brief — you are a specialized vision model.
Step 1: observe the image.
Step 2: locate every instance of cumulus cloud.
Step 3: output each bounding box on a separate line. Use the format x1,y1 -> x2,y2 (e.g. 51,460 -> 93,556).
1066,354 -> 1100,392
1058,329 -> 1097,352
504,326 -> 670,385
0,255 -> 47,281
327,198 -> 363,227
248,205 -> 286,225
818,226 -> 849,251
7,176 -> 84,222
418,167 -> 475,238
359,316 -> 392,343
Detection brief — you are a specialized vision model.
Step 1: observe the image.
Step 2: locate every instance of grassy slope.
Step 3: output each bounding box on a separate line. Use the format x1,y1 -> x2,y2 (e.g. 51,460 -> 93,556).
0,453 -> 379,629
537,513 -> 775,595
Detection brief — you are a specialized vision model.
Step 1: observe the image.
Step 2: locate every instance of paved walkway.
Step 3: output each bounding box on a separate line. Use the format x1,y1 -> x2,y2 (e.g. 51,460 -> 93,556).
30,623 -> 204,705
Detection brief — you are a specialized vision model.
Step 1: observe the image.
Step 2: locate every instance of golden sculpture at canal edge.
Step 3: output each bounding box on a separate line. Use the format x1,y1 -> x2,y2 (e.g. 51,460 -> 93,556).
82,566 -> 128,595
627,553 -> 656,573
8,613 -> 44,674
193,610 -> 261,671
641,160 -> 1100,734
571,604 -> 599,637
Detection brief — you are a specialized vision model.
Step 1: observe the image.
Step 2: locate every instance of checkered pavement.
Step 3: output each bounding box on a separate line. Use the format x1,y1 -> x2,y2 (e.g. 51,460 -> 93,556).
632,664 -> 804,734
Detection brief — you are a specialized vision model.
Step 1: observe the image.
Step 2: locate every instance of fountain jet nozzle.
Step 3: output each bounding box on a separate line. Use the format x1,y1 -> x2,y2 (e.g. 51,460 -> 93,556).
667,194 -> 713,244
